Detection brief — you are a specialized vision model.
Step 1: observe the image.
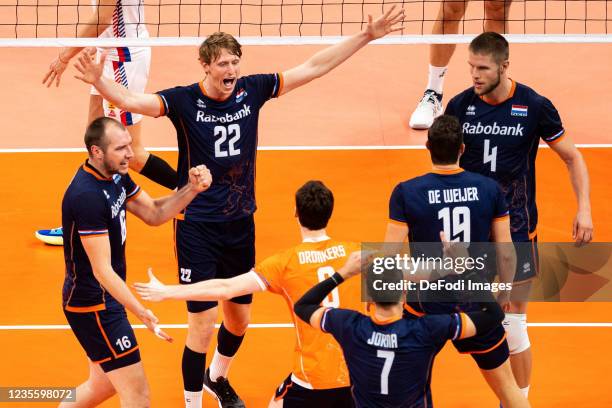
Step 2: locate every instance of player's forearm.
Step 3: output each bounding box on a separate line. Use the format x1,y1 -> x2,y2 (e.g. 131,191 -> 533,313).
294,273 -> 344,322
565,151 -> 591,212
93,266 -> 147,317
164,279 -> 236,301
495,243 -> 516,285
145,184 -> 199,226
93,76 -> 142,113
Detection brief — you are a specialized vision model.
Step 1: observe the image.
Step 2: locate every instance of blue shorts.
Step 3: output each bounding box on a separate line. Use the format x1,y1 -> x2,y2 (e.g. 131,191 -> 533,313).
64,305 -> 140,372
174,215 -> 255,313
484,236 -> 539,283
403,302 -> 509,370
274,374 -> 354,408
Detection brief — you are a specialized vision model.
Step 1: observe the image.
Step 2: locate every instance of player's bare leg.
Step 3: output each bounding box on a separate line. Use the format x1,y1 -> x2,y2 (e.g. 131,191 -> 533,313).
88,95 -> 104,122
209,301 -> 250,378
186,308 -> 218,353
58,360 -> 115,407
480,360 -> 530,408
410,0 -> 468,129
125,122 -> 148,173
182,308 -> 217,408
484,0 -> 512,33
105,361 -> 150,408
507,296 -> 532,398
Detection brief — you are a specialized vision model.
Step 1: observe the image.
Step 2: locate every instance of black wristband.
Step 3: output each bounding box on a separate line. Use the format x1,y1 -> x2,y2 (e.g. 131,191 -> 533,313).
139,153 -> 178,190
294,272 -> 344,323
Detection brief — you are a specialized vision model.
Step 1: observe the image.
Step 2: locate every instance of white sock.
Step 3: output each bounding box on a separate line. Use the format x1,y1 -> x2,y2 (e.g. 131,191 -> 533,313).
208,348 -> 233,381
427,64 -> 448,95
184,390 -> 202,408
520,385 -> 530,398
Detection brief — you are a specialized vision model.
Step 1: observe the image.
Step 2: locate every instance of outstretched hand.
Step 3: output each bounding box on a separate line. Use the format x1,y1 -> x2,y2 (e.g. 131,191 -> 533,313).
365,5 -> 405,40
74,48 -> 105,85
43,54 -> 70,88
134,268 -> 168,302
138,307 -> 173,342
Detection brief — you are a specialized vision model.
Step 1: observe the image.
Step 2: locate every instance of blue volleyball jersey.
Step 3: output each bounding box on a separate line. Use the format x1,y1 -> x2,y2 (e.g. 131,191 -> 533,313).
156,74 -> 283,222
445,81 -> 564,241
389,169 -> 509,243
62,162 -> 141,311
321,308 -> 465,408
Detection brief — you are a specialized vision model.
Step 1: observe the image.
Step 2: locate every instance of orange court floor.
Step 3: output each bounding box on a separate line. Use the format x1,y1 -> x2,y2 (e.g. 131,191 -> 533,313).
0,39 -> 611,407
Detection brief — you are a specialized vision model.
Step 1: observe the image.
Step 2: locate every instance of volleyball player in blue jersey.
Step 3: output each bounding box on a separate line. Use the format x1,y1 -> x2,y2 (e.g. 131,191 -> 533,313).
445,32 -> 593,400
61,117 -> 210,407
72,8 -> 405,407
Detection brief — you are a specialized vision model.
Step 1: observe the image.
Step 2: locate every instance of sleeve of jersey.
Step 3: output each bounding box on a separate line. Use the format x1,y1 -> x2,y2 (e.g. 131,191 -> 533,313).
537,97 -> 565,145
493,183 -> 509,221
321,308 -> 357,342
388,184 -> 408,225
252,73 -> 284,104
254,253 -> 286,294
155,86 -> 185,119
423,313 -> 464,346
74,191 -> 109,239
444,96 -> 458,117
124,174 -> 142,202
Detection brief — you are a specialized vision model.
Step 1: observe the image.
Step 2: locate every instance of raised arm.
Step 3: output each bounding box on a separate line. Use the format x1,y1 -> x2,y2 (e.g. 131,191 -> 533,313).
280,6 -> 404,96
134,269 -> 265,302
43,0 -> 116,87
82,235 -> 172,341
127,165 -> 212,226
549,136 -> 593,245
73,50 -> 162,117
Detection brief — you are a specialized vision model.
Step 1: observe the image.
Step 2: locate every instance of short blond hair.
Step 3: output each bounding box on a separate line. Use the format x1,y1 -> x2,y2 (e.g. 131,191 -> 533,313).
199,32 -> 242,64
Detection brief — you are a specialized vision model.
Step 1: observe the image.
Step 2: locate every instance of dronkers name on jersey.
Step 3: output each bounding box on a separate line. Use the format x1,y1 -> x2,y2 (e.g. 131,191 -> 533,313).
298,245 -> 347,264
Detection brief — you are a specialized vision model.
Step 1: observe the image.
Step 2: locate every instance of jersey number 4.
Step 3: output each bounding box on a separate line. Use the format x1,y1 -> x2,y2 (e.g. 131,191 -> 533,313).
214,125 -> 241,158
483,139 -> 497,172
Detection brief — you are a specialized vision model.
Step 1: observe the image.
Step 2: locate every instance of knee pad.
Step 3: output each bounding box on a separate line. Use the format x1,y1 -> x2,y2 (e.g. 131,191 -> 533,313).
502,313 -> 530,354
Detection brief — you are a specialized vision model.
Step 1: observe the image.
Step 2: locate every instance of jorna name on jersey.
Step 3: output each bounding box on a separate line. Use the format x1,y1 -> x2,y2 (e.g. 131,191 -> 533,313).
462,121 -> 524,136
366,331 -> 399,348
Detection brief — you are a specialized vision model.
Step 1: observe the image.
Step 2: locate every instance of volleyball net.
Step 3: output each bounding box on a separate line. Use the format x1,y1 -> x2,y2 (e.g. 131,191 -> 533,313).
1,0 -> 611,46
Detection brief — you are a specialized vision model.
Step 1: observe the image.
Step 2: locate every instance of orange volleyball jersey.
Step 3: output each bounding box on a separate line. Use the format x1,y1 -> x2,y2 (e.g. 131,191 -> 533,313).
255,237 -> 363,389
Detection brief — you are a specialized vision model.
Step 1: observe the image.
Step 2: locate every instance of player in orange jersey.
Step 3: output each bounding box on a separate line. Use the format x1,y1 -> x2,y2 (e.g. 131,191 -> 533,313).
134,180 -> 362,407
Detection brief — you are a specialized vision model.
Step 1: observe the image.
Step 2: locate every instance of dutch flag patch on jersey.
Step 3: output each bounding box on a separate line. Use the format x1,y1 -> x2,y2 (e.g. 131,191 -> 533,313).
236,88 -> 247,103
511,105 -> 528,117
